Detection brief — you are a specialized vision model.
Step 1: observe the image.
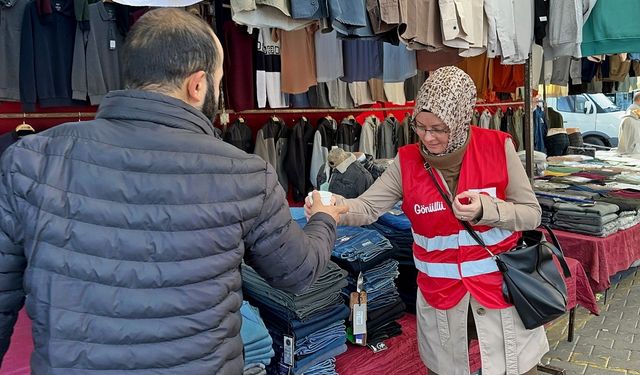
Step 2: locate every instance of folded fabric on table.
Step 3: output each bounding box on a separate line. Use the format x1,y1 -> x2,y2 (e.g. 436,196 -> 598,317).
242,262 -> 348,320
302,358 -> 337,375
244,363 -> 267,375
295,320 -> 346,357
553,201 -> 620,216
255,302 -> 350,344
606,189 -> 640,199
377,203 -> 411,230
554,212 -> 618,226
598,195 -> 640,211
273,337 -> 347,375
240,301 -> 274,366
552,219 -> 618,237
333,226 -> 393,262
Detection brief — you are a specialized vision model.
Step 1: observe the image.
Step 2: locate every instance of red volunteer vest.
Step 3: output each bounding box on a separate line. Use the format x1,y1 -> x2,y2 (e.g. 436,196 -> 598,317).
400,127 -> 521,309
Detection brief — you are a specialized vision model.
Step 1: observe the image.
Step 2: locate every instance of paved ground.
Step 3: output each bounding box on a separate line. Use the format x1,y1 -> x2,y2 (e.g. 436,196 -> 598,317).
541,266 -> 640,374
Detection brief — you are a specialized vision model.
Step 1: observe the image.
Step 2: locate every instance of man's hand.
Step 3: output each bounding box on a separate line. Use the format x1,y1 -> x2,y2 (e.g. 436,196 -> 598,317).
304,190 -> 348,223
452,191 -> 483,222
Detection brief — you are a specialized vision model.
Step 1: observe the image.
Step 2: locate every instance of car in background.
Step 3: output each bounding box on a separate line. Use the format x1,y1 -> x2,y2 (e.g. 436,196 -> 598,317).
546,93 -> 626,147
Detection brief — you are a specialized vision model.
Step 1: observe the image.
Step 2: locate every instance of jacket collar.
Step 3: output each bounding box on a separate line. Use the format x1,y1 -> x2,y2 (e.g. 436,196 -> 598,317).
97,1 -> 116,21
96,90 -> 217,136
335,154 -> 357,174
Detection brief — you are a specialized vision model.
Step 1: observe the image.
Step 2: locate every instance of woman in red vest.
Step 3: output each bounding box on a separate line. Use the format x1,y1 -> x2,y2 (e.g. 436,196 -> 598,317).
306,66 -> 548,375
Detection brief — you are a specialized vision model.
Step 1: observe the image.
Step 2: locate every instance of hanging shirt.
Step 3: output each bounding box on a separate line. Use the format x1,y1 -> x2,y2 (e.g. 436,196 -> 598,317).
383,43 -> 417,82
255,27 -> 288,108
113,0 -> 199,5
438,0 -> 486,56
274,25 -> 318,94
314,30 -> 343,82
398,0 -> 444,51
222,22 -> 255,111
582,0 -> 640,56
341,39 -> 383,83
231,0 -> 313,30
20,0 -> 81,111
544,0 -> 597,59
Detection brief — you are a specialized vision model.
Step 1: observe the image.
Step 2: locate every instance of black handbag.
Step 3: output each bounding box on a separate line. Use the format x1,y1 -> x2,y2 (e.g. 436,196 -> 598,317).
423,162 -> 571,329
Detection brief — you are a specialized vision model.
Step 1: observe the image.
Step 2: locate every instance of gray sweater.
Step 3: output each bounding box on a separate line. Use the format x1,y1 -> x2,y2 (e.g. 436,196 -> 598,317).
0,0 -> 29,101
72,2 -> 124,105
0,90 -> 337,374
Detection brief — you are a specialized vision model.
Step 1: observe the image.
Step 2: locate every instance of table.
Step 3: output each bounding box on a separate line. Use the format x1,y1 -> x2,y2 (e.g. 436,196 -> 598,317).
0,260 -> 598,374
544,225 -> 640,293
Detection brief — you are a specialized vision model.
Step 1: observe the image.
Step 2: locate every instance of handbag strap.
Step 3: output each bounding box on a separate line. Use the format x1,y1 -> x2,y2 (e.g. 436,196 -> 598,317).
422,162 -> 571,277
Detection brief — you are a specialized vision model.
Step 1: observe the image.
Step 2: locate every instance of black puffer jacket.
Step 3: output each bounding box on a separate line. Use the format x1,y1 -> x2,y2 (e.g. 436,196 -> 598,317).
0,90 -> 337,374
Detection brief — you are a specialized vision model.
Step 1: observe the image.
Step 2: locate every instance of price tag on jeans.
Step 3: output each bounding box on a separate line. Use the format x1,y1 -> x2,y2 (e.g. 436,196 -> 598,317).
283,335 -> 295,367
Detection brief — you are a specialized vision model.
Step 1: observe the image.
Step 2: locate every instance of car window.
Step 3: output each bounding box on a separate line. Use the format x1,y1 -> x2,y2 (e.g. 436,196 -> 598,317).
575,96 -> 587,113
556,96 -> 573,112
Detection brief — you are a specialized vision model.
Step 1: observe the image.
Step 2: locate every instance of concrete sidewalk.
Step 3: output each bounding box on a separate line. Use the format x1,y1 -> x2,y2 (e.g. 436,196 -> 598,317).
541,267 -> 640,374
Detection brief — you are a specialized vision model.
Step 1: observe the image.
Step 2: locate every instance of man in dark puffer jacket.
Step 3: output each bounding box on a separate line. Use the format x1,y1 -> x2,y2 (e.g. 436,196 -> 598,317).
0,9 -> 347,375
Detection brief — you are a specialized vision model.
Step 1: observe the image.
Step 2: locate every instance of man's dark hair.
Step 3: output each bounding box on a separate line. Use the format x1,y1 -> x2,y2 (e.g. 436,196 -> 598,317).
121,8 -> 220,93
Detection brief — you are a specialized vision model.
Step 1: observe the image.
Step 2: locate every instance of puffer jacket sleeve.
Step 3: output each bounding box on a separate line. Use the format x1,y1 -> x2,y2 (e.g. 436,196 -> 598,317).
0,148 -> 26,364
244,163 -> 337,294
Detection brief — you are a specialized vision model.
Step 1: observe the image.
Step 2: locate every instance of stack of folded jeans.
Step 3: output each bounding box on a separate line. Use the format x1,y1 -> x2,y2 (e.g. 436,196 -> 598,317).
333,224 -> 406,344
332,226 -> 394,273
552,201 -> 620,237
241,262 -> 348,375
346,259 -> 400,310
241,301 -> 274,374
300,358 -> 337,375
365,206 -> 418,313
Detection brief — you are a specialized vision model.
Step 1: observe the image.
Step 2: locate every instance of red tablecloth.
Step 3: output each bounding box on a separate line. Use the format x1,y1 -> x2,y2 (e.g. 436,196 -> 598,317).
545,226 -> 640,293
563,257 -> 599,315
335,314 -> 481,375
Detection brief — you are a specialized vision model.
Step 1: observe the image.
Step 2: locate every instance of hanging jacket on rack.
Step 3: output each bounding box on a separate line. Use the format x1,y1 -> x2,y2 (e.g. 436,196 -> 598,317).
336,117 -> 361,152
359,115 -> 381,156
285,117 -> 315,202
377,116 -> 399,159
310,117 -> 338,188
491,108 -> 503,131
397,113 -> 418,147
513,108 -> 524,151
254,117 -> 289,192
533,107 -> 547,153
223,119 -> 254,153
479,109 -> 492,129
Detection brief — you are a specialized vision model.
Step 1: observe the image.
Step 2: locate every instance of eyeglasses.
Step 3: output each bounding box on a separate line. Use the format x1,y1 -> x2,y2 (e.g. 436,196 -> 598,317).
410,121 -> 450,136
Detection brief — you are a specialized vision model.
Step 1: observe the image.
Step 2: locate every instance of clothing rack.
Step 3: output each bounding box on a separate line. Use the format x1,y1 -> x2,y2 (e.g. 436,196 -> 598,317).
0,112 -> 96,119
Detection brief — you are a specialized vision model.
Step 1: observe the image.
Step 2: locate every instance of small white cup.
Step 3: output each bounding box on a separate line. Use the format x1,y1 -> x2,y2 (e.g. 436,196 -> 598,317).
308,191 -> 333,205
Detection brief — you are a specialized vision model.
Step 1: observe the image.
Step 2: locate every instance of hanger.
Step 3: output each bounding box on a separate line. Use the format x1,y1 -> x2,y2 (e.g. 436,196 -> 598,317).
302,116 -> 308,122
238,116 -> 245,123
347,114 -> 355,121
325,115 -> 333,122
271,115 -> 279,122
387,113 -> 395,119
15,114 -> 36,137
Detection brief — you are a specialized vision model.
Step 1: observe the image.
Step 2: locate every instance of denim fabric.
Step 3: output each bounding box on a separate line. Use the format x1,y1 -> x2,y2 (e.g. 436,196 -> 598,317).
275,340 -> 347,374
333,226 -> 392,262
545,133 -> 569,157
242,262 -> 348,320
533,107 -> 547,153
240,301 -> 274,366
295,320 -> 346,356
244,363 -> 267,375
378,209 -> 411,230
329,0 -> 374,38
302,358 -> 337,375
291,0 -> 328,19
259,302 -> 350,344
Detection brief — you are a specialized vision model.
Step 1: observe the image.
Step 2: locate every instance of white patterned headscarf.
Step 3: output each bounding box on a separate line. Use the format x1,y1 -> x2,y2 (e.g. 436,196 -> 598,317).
413,66 -> 476,155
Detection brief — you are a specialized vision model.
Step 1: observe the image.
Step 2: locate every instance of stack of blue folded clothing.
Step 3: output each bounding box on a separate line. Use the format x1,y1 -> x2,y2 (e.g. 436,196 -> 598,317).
241,261 -> 348,375
365,204 -> 418,313
333,225 -> 405,345
241,301 -> 274,375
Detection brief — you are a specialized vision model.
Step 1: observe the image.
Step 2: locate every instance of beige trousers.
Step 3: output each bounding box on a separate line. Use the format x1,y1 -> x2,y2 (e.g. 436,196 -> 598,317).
417,291 -> 549,375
